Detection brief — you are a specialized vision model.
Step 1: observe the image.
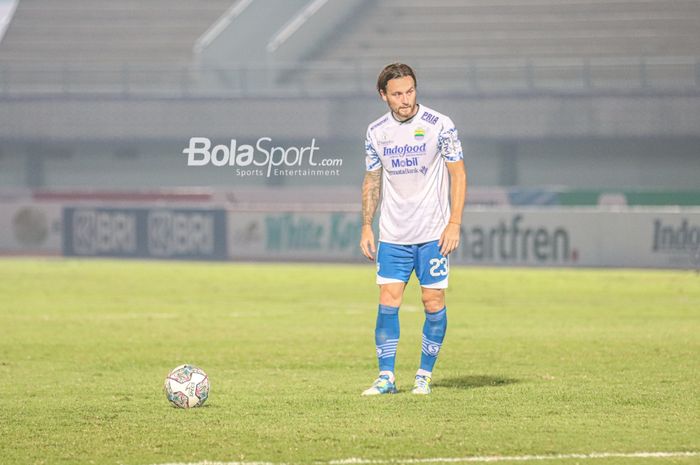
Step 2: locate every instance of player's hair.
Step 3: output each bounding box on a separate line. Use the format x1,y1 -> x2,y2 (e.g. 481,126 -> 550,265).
376,63 -> 417,94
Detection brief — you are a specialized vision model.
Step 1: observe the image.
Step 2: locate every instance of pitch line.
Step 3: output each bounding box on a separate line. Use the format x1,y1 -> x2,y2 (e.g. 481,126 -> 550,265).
152,450 -> 699,465
329,451 -> 700,463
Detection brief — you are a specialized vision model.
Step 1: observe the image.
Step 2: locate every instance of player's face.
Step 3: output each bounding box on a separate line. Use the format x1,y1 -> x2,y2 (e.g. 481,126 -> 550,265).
381,76 -> 417,121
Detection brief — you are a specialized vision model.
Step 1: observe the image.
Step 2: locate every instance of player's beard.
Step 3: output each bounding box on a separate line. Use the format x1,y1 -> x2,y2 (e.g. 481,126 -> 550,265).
393,103 -> 417,121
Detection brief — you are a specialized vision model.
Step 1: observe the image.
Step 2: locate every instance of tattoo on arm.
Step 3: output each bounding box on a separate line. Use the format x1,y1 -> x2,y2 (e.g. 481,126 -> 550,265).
362,169 -> 382,226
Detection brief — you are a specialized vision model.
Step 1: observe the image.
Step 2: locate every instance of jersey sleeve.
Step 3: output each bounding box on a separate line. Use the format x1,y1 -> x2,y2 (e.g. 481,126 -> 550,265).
365,128 -> 382,171
438,117 -> 464,163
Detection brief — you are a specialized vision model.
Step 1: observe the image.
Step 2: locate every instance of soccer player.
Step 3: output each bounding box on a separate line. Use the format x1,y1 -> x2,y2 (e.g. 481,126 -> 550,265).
360,63 -> 467,395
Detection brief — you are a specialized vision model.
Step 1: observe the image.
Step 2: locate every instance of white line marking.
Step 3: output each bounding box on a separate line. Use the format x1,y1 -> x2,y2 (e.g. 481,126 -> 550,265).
150,450 -> 700,465
330,451 -> 700,463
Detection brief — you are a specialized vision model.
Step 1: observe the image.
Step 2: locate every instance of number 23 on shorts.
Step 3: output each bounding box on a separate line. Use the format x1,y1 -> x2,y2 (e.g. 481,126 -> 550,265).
429,257 -> 448,277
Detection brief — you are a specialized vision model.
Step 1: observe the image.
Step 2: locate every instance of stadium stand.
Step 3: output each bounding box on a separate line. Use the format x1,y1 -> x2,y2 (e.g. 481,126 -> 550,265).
1,0 -> 698,95
0,0 -> 698,191
0,0 -> 233,92
299,0 -> 700,93
0,0 -> 232,63
326,0 -> 700,60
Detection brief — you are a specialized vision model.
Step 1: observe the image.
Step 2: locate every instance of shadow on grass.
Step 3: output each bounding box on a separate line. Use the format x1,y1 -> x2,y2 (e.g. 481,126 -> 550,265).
433,374 -> 519,390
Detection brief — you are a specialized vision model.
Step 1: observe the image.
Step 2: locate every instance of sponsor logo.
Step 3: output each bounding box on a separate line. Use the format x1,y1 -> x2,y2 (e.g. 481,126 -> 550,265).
461,214 -> 577,263
148,210 -> 215,257
13,206 -> 49,246
382,142 -> 426,157
421,112 -> 439,125
414,127 -> 425,140
377,131 -> 393,145
652,218 -> 700,267
391,157 -> 419,168
652,219 -> 700,252
64,208 -> 227,260
419,166 -> 428,176
263,213 -> 362,253
72,209 -> 137,255
370,116 -> 389,131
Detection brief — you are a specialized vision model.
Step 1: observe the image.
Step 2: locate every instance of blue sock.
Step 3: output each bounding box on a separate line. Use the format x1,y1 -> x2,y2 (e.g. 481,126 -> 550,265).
419,307 -> 447,375
375,304 -> 400,375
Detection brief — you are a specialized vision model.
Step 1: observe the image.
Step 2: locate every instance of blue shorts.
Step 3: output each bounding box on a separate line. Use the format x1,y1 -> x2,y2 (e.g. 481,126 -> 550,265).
376,240 -> 449,289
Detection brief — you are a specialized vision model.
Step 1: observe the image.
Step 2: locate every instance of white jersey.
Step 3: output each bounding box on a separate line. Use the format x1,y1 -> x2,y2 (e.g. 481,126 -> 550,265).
365,104 -> 464,245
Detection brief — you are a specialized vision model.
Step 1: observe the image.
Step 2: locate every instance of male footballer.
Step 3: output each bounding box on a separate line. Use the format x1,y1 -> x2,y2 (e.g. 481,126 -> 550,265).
360,63 -> 467,395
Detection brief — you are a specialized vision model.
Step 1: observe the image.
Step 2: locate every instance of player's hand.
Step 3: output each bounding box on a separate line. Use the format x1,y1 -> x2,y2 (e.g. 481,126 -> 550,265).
359,225 -> 376,261
439,222 -> 461,256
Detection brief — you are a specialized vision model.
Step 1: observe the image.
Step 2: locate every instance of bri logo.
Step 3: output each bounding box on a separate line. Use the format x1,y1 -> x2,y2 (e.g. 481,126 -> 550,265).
391,157 -> 419,168
383,143 -> 426,157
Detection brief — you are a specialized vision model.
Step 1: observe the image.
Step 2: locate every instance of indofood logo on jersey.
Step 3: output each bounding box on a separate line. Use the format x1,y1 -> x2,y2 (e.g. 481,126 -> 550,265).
383,142 -> 426,169
182,137 -> 343,177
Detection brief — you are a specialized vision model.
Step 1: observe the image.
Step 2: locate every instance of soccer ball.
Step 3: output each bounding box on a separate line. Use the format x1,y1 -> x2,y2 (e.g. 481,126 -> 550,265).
164,364 -> 210,408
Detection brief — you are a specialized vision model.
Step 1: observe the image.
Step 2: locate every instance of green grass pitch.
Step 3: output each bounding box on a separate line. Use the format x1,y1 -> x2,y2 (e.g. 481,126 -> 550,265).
0,259 -> 698,465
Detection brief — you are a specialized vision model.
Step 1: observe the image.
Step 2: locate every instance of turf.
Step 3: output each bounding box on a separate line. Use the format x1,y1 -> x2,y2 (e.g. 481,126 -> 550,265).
0,259 -> 698,465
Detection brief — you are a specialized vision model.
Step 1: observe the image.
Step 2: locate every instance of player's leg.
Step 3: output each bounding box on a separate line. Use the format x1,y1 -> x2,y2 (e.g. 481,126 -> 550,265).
362,242 -> 412,396
376,281 -> 406,381
413,241 -> 449,394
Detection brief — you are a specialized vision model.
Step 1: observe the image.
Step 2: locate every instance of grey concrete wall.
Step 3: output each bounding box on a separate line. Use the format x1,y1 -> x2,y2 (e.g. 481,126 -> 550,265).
1,92 -> 699,190
2,92 -> 699,143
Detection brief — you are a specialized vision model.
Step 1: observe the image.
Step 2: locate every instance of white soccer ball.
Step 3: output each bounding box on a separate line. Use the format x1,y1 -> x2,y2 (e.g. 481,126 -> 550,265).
164,364 -> 210,408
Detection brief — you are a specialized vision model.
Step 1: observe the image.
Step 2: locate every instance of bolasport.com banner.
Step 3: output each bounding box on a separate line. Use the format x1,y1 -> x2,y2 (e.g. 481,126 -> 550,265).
182,137 -> 344,178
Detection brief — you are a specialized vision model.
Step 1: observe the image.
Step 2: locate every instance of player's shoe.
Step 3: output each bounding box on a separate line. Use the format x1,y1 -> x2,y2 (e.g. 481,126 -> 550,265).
411,375 -> 432,395
361,375 -> 398,396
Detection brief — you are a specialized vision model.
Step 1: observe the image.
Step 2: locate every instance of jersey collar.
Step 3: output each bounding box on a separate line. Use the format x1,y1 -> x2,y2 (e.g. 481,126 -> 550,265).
391,104 -> 420,125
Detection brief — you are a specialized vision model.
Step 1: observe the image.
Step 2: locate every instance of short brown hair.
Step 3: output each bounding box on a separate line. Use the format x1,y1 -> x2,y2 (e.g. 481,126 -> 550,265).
376,63 -> 417,94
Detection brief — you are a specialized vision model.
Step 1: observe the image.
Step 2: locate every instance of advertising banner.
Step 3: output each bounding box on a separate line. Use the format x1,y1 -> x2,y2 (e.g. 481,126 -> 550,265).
227,208 -> 700,269
228,211 -> 365,261
0,202 -> 62,255
63,207 -> 227,260
454,209 -> 700,268
0,203 -> 695,268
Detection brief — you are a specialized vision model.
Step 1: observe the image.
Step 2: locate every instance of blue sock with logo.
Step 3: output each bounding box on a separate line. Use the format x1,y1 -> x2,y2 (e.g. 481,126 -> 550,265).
375,304 -> 400,379
419,307 -> 447,375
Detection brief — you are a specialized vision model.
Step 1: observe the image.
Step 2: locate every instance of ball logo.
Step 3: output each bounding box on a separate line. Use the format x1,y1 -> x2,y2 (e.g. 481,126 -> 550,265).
185,382 -> 196,397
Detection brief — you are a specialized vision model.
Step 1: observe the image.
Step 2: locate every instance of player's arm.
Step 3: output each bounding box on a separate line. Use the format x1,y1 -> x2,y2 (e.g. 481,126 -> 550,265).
439,160 -> 467,256
360,168 -> 382,261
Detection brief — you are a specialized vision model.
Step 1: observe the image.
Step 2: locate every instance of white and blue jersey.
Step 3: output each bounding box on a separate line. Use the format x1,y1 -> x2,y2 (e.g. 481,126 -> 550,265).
365,104 -> 463,245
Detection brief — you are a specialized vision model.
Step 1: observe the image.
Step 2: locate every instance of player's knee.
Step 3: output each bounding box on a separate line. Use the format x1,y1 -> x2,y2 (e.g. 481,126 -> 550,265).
422,289 -> 445,312
379,284 -> 404,307
379,294 -> 402,307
